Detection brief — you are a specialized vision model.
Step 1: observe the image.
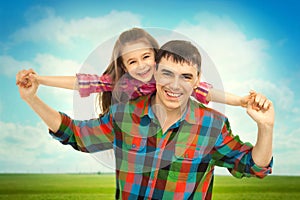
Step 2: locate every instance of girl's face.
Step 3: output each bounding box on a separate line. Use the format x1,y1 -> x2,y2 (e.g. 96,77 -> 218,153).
121,42 -> 156,83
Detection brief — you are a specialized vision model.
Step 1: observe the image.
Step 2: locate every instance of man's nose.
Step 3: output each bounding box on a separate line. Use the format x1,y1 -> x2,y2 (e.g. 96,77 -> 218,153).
169,76 -> 180,90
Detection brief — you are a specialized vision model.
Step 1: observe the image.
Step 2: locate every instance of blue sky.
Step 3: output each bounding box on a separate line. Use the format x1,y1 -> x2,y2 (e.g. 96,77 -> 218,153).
0,0 -> 299,175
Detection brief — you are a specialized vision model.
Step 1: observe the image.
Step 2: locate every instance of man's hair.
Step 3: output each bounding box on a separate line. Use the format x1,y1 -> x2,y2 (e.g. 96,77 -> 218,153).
155,40 -> 201,74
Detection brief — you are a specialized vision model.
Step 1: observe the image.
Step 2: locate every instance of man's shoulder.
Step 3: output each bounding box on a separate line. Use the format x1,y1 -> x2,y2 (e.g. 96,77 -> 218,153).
128,95 -> 150,108
189,98 -> 227,122
110,95 -> 150,117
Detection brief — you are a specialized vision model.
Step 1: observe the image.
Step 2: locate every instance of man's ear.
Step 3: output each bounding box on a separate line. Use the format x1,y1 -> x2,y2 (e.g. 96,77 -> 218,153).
153,67 -> 158,81
194,72 -> 201,89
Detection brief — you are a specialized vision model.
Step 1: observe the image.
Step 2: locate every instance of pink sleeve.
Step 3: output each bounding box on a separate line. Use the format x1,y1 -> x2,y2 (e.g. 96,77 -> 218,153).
131,82 -> 156,99
114,77 -> 156,100
192,82 -> 213,104
76,73 -> 113,97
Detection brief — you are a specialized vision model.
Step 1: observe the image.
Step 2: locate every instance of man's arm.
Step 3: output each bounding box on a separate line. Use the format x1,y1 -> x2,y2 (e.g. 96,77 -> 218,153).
212,92 -> 274,178
16,70 -> 114,152
16,70 -> 62,132
247,93 -> 274,167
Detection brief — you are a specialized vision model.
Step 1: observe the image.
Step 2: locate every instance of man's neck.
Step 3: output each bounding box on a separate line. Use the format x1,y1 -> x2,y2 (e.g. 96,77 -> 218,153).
151,95 -> 187,133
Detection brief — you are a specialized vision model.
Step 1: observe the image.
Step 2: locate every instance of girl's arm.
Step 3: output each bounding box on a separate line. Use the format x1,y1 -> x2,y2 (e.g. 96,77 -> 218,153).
76,73 -> 113,97
18,69 -> 154,99
38,75 -> 77,90
18,69 -> 78,90
39,73 -> 113,97
193,82 -> 250,107
207,88 -> 250,107
192,82 -> 213,105
17,69 -> 114,97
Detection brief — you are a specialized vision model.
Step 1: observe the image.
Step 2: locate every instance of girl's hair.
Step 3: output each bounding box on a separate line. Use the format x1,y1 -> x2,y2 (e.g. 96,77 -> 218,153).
98,28 -> 159,115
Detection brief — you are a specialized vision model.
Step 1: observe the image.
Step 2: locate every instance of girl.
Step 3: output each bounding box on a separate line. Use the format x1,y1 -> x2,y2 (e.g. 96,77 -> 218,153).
17,28 -> 250,115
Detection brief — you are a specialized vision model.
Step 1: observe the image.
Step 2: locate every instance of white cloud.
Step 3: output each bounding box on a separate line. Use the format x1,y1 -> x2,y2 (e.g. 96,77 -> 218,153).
0,121 -> 113,173
30,53 -> 101,119
24,5 -> 56,23
223,79 -> 294,111
0,121 -> 53,164
0,53 -> 80,77
272,125 -> 300,175
34,53 -> 80,75
174,12 -> 270,86
0,53 -> 85,117
0,100 -> 2,115
10,9 -> 142,46
0,55 -> 31,77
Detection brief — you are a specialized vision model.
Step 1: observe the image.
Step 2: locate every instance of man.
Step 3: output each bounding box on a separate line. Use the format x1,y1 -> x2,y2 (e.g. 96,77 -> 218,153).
17,40 -> 274,199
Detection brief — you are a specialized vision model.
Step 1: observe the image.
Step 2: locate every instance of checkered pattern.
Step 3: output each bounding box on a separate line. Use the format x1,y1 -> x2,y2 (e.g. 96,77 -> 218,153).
76,73 -> 113,97
50,95 -> 273,200
76,73 -> 212,104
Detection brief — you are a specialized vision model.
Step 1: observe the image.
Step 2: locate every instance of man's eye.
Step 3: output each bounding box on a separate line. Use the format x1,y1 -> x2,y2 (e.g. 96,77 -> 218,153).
182,75 -> 192,80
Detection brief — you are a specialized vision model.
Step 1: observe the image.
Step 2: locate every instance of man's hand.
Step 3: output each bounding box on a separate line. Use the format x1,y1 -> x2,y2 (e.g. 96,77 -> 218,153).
16,69 -> 37,88
16,69 -> 39,102
246,93 -> 275,127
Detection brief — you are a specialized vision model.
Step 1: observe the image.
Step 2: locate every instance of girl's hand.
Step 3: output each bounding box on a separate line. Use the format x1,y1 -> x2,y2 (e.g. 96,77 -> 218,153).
240,90 -> 257,108
16,69 -> 37,88
240,94 -> 251,108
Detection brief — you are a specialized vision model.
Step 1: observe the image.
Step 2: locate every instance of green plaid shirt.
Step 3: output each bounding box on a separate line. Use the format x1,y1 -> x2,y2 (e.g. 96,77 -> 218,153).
50,94 -> 273,200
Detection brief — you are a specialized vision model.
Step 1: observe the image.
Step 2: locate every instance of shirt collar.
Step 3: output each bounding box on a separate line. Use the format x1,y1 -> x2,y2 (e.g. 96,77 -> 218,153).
135,94 -> 204,125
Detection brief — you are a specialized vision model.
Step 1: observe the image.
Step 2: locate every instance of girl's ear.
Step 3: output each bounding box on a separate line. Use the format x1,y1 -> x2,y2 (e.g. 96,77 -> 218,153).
121,63 -> 128,72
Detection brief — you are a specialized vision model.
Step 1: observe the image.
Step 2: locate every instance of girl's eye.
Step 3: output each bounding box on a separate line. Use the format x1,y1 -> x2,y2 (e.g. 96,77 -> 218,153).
129,60 -> 136,65
143,55 -> 150,59
162,72 -> 172,77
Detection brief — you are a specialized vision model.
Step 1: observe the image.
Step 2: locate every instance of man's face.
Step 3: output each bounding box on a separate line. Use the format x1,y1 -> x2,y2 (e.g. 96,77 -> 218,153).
154,56 -> 200,112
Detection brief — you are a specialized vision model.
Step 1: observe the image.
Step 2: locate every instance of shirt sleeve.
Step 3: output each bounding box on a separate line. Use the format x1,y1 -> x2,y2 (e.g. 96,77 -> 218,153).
130,82 -> 156,99
76,73 -> 113,97
192,82 -> 213,104
49,112 -> 115,153
212,118 -> 273,179
112,76 -> 156,101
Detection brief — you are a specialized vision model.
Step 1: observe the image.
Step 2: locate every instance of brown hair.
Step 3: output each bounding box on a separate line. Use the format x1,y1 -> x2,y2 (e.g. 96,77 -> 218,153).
98,28 -> 159,115
155,40 -> 202,74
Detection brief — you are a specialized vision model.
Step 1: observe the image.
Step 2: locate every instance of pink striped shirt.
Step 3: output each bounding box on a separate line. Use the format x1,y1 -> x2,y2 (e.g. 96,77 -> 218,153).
76,73 -> 212,104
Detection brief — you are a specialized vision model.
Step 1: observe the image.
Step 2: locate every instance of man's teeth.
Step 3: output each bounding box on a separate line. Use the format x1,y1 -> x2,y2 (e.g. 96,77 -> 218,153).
166,91 -> 181,97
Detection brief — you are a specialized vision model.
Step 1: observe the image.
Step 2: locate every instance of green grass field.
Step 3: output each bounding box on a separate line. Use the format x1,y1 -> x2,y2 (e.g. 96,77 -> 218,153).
0,174 -> 299,200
